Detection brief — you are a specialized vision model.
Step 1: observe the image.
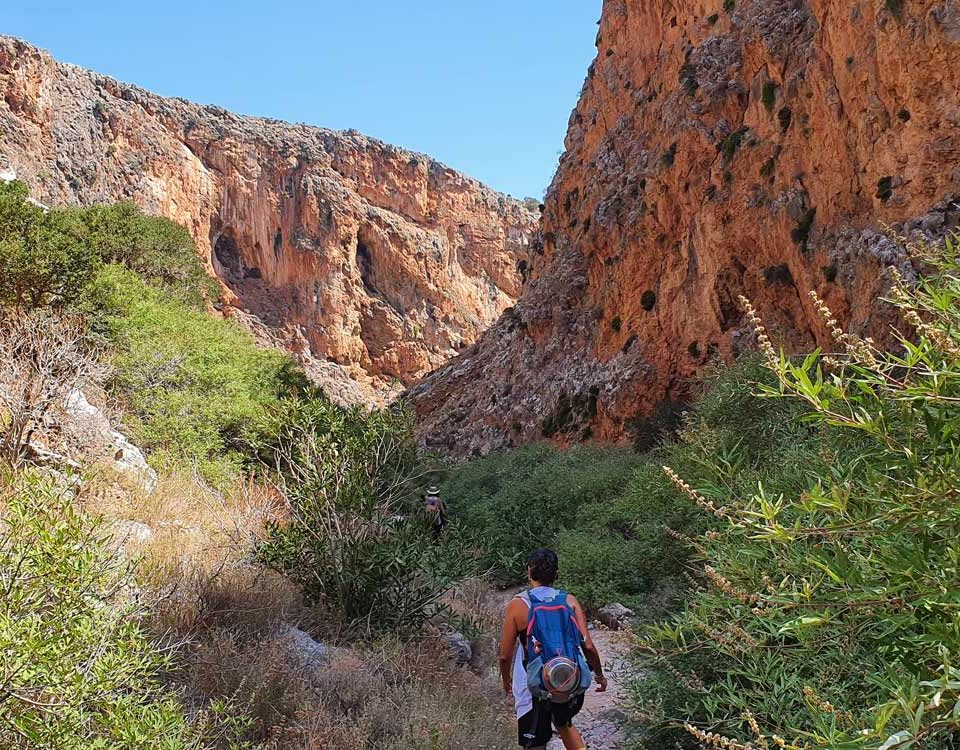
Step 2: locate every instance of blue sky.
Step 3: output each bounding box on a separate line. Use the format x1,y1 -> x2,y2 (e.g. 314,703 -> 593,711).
5,1 -> 601,199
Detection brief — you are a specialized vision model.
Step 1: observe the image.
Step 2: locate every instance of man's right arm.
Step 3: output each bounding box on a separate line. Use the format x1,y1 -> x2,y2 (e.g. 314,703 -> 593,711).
498,599 -> 522,694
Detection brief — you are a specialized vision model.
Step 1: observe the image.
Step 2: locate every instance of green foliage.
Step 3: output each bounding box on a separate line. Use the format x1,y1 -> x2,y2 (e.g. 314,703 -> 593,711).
258,401 -> 467,633
723,0 -> 735,11
761,81 -> 778,112
441,444 -> 643,588
81,265 -> 306,484
0,182 -> 214,311
886,0 -> 904,19
80,201 -> 219,306
0,180 -> 101,309
791,207 -> 817,252
877,176 -> 894,202
721,127 -> 749,162
680,64 -> 699,95
0,470 -> 200,749
638,234 -> 960,750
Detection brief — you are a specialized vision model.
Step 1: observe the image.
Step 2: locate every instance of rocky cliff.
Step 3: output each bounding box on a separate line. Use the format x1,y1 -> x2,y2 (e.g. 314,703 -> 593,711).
0,36 -> 536,405
410,0 -> 960,455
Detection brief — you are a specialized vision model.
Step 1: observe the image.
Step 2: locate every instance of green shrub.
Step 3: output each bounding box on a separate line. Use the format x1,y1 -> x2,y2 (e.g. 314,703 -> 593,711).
721,127 -> 749,162
0,180 -> 100,309
81,265 -> 306,484
258,401 -> 467,633
638,234 -> 960,749
441,444 -> 643,587
80,201 -> 218,306
0,470 -> 201,749
761,81 -> 778,112
0,182 -> 214,311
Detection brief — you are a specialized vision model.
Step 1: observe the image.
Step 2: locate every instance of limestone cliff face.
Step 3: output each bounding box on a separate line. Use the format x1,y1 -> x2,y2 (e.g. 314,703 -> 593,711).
410,0 -> 960,454
0,36 -> 535,405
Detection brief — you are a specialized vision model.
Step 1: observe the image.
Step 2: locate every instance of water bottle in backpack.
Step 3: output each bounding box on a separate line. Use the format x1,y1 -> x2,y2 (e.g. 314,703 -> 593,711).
522,590 -> 592,702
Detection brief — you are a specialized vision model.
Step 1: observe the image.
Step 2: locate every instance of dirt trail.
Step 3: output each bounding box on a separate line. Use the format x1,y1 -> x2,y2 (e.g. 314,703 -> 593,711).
490,588 -> 633,749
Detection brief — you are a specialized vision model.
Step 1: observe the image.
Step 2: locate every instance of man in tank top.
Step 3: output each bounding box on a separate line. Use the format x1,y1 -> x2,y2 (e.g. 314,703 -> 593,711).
498,549 -> 608,749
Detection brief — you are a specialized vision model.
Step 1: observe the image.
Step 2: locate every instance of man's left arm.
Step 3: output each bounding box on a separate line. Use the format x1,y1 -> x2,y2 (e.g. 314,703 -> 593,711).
569,595 -> 608,692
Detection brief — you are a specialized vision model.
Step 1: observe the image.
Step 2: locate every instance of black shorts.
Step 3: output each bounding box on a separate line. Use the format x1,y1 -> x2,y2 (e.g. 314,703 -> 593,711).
517,694 -> 585,747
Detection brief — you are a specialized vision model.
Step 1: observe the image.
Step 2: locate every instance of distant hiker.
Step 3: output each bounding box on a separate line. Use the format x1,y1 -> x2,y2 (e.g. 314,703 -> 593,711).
499,548 -> 607,750
423,485 -> 447,540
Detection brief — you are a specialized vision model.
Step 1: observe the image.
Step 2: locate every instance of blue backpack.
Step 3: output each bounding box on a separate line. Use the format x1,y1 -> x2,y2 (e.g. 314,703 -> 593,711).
521,589 -> 592,701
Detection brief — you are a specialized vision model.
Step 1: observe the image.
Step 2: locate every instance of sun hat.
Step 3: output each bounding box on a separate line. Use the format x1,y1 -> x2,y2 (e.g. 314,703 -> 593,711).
427,485 -> 440,495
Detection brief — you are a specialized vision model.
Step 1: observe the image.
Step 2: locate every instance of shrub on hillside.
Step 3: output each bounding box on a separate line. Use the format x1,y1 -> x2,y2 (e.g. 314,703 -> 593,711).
0,180 -> 100,309
80,201 -> 219,306
81,265 -> 307,484
0,470 -> 202,749
638,233 -> 960,749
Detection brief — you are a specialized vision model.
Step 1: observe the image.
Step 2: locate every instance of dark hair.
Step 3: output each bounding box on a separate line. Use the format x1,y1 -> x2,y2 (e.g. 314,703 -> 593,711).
527,548 -> 559,585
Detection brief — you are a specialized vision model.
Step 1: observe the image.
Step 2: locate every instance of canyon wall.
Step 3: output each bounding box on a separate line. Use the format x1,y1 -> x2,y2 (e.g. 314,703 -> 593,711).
0,36 -> 536,405
410,0 -> 960,454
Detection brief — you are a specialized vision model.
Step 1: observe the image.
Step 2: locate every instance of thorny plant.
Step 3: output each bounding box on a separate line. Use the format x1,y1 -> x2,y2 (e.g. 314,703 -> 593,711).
646,232 -> 960,750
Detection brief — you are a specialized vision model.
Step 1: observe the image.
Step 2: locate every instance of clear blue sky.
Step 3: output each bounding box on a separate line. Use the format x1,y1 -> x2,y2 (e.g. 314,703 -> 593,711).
5,1 -> 601,199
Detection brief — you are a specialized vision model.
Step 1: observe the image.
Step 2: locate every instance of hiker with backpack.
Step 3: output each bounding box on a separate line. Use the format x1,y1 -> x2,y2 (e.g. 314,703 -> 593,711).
423,485 -> 447,540
499,548 -> 607,749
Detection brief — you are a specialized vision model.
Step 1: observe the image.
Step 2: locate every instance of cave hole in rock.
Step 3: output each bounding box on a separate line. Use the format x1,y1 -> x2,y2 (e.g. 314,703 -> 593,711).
641,290 -> 657,311
214,232 -> 243,277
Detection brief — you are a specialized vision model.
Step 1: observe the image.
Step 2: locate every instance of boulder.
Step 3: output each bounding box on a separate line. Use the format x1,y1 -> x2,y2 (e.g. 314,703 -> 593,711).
276,624 -> 335,672
597,603 -> 634,631
63,389 -> 157,493
444,631 -> 473,666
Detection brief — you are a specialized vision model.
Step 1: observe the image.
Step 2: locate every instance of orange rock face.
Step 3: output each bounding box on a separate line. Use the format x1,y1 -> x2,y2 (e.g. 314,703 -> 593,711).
0,36 -> 536,405
410,0 -> 960,454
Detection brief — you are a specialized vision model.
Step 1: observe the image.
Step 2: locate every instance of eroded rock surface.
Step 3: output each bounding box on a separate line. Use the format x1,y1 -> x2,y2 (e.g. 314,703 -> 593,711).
410,0 -> 960,454
0,36 -> 536,405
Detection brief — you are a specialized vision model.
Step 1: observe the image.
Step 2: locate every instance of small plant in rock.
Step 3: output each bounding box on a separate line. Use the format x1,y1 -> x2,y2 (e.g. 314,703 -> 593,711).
720,128 -> 749,162
761,81 -> 778,112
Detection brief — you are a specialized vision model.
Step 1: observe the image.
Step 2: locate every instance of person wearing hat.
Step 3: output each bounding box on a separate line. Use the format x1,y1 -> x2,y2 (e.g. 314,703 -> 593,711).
499,548 -> 607,749
423,485 -> 447,540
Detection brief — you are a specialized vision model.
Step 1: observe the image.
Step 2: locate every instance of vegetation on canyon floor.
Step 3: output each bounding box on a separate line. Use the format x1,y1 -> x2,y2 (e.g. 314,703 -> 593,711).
3,173 -> 960,750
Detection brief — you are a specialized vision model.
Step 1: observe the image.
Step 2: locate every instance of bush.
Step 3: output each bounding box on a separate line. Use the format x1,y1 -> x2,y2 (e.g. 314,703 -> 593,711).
80,201 -> 219,306
81,265 -> 306,484
441,444 -> 644,587
0,470 -> 201,749
0,181 -> 101,309
259,400 -> 467,633
0,182 -> 214,311
638,233 -> 960,749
